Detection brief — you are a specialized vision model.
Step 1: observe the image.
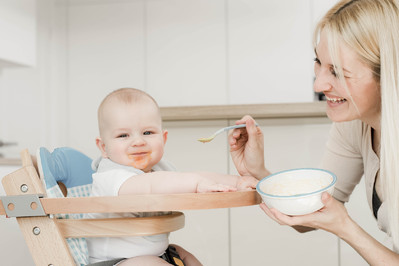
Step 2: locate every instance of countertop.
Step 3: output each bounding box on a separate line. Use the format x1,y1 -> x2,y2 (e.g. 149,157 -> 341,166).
0,157 -> 21,166
0,101 -> 327,166
160,101 -> 327,121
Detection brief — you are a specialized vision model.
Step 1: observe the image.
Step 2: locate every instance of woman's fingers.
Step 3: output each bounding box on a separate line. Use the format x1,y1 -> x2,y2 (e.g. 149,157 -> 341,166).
321,191 -> 333,205
259,203 -> 284,225
234,115 -> 253,125
245,118 -> 259,144
260,203 -> 305,226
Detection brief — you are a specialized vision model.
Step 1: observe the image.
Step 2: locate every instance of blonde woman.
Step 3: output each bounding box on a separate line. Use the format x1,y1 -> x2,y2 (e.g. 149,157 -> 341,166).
229,0 -> 399,264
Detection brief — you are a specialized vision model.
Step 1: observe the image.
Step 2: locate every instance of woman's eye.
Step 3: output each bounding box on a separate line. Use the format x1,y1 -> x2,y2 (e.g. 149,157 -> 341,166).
143,131 -> 152,135
118,134 -> 128,138
313,57 -> 321,65
329,67 -> 337,77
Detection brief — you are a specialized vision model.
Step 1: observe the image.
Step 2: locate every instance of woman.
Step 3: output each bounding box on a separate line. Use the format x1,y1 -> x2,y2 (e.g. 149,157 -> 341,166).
229,0 -> 399,264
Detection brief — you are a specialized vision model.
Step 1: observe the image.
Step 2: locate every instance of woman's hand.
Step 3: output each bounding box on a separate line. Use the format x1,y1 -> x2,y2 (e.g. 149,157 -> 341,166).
228,115 -> 269,179
259,192 -> 351,236
260,192 -> 399,265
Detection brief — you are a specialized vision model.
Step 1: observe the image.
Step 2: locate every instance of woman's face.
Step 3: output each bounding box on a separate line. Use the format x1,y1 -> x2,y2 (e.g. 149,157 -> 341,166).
313,30 -> 381,128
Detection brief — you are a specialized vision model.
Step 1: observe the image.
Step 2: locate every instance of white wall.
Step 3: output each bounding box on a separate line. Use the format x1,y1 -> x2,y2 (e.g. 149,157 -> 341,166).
0,0 -> 66,158
0,0 -> 36,67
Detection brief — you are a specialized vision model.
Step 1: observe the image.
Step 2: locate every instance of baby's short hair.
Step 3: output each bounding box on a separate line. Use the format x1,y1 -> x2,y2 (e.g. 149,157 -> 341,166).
97,88 -> 160,133
99,88 -> 159,111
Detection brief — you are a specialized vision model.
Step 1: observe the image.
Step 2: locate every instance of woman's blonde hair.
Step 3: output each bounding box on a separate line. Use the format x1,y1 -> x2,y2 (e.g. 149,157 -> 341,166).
314,0 -> 399,249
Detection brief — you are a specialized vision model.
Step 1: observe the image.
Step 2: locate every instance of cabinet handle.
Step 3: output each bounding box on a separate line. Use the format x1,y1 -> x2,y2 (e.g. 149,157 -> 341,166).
0,140 -> 18,147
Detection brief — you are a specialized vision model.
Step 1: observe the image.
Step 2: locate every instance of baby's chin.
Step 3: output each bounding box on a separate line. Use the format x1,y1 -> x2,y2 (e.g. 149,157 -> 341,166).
127,153 -> 152,170
140,161 -> 161,173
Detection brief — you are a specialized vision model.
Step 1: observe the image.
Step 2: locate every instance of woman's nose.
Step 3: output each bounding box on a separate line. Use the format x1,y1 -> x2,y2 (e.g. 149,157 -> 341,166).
313,70 -> 332,93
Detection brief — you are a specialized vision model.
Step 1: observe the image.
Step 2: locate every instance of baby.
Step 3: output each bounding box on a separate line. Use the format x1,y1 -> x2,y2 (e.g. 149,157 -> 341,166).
86,88 -> 258,266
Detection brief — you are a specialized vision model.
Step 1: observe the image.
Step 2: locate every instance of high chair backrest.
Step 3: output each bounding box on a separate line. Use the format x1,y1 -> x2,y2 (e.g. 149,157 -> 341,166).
37,147 -> 95,265
38,147 -> 93,200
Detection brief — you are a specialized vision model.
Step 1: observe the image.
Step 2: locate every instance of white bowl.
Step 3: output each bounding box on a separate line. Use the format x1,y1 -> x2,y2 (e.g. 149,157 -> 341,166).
256,168 -> 336,216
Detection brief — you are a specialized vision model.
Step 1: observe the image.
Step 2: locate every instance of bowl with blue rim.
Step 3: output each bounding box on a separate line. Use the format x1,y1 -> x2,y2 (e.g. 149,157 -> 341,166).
256,168 -> 336,216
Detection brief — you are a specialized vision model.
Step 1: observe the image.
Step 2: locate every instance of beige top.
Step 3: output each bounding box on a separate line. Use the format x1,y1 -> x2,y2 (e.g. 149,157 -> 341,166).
321,120 -> 389,236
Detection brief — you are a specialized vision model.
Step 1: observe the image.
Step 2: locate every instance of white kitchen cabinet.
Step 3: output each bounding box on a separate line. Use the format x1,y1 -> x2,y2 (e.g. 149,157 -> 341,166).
163,118 -> 340,266
228,0 -> 314,104
0,0 -> 36,67
145,0 -> 227,107
67,0 -> 146,157
164,120 -> 231,266
230,118 -> 338,266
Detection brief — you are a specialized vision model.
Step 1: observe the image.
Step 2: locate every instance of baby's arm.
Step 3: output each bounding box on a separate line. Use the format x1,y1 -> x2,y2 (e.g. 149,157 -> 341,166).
196,172 -> 258,191
118,171 -> 257,195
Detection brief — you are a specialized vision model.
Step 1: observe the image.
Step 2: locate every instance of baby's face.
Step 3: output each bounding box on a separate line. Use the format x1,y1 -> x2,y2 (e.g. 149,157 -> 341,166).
98,98 -> 167,172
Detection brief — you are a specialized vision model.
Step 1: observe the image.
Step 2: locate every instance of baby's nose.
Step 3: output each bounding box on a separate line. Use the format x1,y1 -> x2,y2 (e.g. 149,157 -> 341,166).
130,135 -> 145,146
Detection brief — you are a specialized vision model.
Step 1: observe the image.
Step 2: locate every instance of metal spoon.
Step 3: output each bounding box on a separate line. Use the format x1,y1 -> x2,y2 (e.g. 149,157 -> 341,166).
198,124 -> 257,143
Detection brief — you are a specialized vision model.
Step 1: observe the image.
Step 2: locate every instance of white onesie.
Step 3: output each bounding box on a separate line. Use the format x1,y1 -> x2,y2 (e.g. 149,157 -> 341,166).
86,158 -> 176,263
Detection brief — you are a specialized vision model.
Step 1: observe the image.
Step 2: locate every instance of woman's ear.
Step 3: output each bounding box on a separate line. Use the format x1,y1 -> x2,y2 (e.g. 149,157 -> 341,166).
96,137 -> 108,158
163,130 -> 168,145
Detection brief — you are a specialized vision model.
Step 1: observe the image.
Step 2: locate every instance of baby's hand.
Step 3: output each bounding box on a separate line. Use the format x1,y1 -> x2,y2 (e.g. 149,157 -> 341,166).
197,178 -> 237,193
236,175 -> 258,191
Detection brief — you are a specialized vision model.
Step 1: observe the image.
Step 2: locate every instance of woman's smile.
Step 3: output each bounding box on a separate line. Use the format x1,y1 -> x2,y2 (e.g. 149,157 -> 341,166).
325,95 -> 347,104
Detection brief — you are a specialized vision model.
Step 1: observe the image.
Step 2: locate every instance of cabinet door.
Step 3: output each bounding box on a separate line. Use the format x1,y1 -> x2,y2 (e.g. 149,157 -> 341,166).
0,0 -> 36,67
67,0 -> 146,157
164,120 -> 231,266
228,0 -> 314,104
230,118 -> 339,266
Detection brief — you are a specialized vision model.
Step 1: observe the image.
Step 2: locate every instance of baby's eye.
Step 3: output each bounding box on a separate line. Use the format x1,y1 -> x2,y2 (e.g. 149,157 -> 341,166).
143,131 -> 153,135
117,134 -> 128,138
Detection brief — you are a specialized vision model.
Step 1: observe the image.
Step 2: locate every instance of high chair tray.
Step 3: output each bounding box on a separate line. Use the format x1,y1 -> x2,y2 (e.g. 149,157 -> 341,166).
0,190 -> 261,215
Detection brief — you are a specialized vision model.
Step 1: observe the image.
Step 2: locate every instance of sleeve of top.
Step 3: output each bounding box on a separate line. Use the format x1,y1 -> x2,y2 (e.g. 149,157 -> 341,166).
321,121 -> 364,203
91,168 -> 137,197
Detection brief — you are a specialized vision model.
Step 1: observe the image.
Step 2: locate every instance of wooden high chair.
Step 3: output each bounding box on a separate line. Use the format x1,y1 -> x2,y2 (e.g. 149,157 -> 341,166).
0,148 -> 261,266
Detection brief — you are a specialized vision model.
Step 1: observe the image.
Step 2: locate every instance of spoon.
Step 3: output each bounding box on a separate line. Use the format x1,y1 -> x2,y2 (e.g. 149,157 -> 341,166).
198,124 -> 258,143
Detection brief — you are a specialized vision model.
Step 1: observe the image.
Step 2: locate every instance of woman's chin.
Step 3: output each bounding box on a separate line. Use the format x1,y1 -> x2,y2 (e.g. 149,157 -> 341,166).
326,110 -> 352,123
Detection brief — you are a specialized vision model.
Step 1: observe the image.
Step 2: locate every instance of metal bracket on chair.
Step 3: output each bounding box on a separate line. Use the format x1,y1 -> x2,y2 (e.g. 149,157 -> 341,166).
1,194 -> 46,217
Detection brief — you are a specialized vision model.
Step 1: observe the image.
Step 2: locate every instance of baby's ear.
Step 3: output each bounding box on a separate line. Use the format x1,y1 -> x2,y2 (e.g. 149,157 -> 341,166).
95,137 -> 108,158
163,130 -> 168,145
